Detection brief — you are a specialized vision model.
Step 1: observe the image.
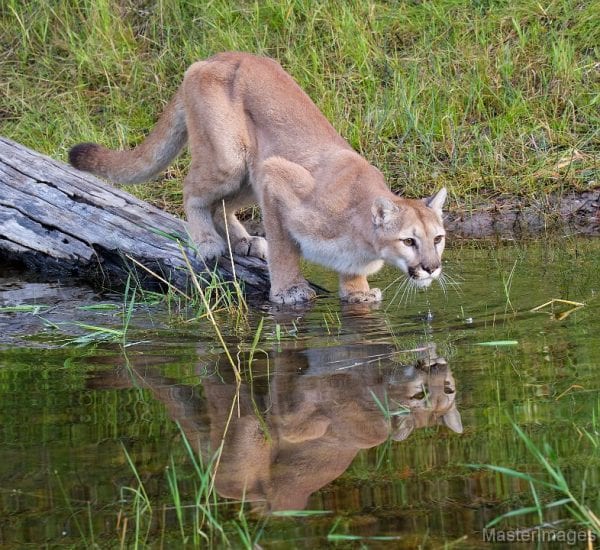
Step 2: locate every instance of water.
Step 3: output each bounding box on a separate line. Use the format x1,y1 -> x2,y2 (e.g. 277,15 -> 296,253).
1,237 -> 599,548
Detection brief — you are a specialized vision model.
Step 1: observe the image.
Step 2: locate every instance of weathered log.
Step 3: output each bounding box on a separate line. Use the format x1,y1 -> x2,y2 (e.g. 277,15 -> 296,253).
0,136 -> 276,297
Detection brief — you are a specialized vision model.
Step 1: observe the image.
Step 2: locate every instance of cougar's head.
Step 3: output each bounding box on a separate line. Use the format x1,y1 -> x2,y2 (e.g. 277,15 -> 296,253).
371,188 -> 447,288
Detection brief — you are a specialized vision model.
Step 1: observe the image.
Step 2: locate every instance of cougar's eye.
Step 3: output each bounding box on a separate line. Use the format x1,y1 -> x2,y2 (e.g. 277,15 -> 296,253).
402,238 -> 416,247
434,235 -> 444,245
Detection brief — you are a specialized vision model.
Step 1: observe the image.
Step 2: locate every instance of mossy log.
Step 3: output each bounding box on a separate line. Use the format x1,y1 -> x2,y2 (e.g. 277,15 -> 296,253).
0,136 -> 273,297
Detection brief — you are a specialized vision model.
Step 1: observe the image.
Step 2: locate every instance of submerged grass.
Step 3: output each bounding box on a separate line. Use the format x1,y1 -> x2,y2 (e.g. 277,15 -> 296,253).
1,0 -> 598,208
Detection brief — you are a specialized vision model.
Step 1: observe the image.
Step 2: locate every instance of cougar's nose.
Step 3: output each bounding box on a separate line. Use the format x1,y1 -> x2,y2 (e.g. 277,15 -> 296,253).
422,263 -> 440,275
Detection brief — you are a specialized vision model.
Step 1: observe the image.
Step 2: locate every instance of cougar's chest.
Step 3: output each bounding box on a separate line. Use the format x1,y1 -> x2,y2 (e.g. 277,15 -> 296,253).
296,235 -> 383,275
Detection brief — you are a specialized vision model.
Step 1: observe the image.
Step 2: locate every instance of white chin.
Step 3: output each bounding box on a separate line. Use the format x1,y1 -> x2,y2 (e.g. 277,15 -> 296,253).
413,278 -> 433,289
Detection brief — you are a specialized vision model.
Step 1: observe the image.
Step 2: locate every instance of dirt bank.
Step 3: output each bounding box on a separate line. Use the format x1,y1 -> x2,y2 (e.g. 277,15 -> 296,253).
444,190 -> 600,238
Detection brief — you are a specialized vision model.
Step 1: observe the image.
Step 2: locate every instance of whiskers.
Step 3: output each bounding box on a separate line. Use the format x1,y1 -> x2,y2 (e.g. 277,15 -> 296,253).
385,275 -> 420,308
384,269 -> 463,308
436,270 -> 463,298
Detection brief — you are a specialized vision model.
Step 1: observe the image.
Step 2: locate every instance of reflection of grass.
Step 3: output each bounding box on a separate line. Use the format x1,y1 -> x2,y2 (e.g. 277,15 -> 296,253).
55,472 -> 97,548
118,425 -> 263,548
502,259 -> 518,314
321,310 -> 341,335
470,421 -> 600,537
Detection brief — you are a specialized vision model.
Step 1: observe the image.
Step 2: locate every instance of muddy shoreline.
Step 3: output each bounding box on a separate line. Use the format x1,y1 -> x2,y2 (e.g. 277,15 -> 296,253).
444,189 -> 600,238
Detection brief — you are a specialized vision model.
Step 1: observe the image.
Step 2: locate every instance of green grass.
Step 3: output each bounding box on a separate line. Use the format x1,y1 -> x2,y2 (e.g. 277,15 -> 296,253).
117,424 -> 265,548
116,423 -> 336,548
1,0 -> 598,211
12,256 -> 250,347
470,420 -> 600,538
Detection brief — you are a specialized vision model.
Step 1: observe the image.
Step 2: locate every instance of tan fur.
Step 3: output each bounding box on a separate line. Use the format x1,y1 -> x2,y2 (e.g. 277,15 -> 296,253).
69,52 -> 447,303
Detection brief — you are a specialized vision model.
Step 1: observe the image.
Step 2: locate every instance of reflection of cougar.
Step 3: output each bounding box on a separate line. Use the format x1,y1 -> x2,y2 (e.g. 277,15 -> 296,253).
87,342 -> 461,512
203,343 -> 462,511
387,358 -> 462,441
69,52 -> 447,304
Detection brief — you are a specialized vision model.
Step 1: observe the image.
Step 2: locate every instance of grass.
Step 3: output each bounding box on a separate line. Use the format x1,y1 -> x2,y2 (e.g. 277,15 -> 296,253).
116,422 -> 334,548
14,255 -> 250,347
125,227 -> 249,326
0,304 -> 49,314
116,423 -> 266,549
470,420 -> 600,539
1,0 -> 598,212
327,517 -> 402,542
64,275 -> 138,346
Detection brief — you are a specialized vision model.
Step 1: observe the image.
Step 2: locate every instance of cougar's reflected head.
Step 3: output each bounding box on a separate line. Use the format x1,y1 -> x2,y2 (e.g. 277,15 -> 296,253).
391,360 -> 463,441
371,188 -> 447,288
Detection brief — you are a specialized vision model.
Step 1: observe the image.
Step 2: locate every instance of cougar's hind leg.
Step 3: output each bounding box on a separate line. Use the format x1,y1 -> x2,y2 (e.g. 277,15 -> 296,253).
182,65 -> 250,261
183,151 -> 249,261
212,186 -> 268,260
183,168 -> 232,261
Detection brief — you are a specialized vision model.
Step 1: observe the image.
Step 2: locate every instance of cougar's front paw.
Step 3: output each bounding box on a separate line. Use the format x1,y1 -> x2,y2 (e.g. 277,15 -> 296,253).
341,288 -> 382,303
270,283 -> 317,305
234,236 -> 268,260
195,236 -> 226,261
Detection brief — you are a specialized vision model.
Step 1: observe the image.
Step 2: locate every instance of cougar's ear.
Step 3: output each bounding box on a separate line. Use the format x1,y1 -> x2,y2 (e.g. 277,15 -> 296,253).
441,404 -> 463,434
425,187 -> 447,216
372,197 -> 400,227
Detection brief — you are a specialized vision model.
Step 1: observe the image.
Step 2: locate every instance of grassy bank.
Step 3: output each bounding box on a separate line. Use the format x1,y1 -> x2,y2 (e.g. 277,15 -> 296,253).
1,0 -> 598,211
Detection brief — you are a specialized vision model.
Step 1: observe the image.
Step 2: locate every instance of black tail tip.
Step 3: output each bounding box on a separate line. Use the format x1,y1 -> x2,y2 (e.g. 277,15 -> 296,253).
68,142 -> 99,170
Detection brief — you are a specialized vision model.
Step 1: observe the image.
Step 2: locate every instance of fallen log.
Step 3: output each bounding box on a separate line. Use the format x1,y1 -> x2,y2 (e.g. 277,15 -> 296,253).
0,136 -> 274,298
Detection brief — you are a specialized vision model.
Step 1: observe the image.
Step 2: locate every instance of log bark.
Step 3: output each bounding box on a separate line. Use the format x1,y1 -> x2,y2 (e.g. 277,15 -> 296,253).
0,136 -> 277,298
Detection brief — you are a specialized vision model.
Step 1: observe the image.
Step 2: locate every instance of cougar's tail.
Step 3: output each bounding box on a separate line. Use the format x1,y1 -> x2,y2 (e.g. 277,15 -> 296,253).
69,89 -> 187,184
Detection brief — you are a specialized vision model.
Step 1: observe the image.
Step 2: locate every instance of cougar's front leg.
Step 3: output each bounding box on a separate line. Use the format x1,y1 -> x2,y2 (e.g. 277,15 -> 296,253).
339,273 -> 382,303
259,158 -> 316,304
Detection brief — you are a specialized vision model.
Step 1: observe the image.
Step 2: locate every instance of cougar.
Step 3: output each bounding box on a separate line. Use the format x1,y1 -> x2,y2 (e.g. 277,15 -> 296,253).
69,52 -> 447,304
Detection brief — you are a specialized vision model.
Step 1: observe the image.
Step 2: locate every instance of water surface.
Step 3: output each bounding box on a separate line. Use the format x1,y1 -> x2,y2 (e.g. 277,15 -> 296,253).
1,237 -> 599,548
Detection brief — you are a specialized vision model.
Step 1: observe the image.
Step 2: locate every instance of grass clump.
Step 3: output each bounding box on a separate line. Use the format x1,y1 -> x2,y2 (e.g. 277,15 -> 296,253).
470,420 -> 600,539
1,0 -> 598,208
111,428 -> 265,548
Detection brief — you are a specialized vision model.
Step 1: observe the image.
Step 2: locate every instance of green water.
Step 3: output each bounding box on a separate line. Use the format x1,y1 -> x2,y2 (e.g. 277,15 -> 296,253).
1,238 -> 599,548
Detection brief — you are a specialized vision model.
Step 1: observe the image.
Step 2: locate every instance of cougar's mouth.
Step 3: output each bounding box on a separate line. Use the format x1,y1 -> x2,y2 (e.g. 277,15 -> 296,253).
408,266 -> 441,288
